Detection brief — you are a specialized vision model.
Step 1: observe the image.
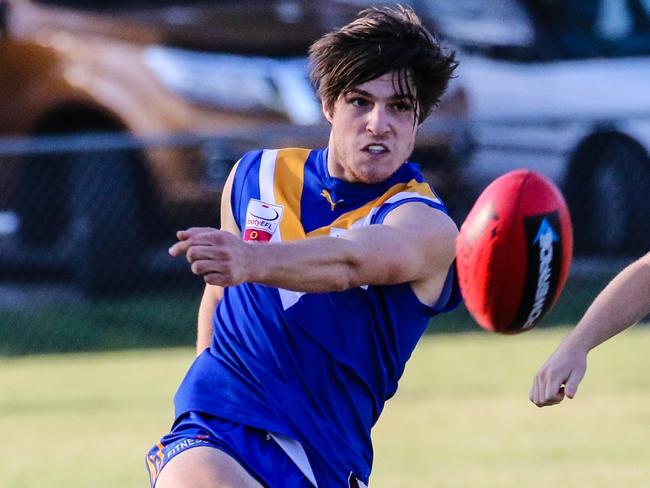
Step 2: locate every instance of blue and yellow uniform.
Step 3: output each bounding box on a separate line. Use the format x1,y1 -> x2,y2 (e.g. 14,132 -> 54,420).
148,147 -> 460,487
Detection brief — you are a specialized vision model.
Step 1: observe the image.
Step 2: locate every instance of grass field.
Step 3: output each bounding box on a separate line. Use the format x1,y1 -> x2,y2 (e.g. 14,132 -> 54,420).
2,325 -> 650,487
0,273 -> 616,356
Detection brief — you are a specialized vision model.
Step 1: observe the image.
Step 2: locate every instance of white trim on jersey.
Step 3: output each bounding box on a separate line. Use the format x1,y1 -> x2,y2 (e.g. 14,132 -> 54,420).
259,149 -> 279,241
361,190 -> 443,226
258,149 -> 306,310
258,154 -> 316,482
384,190 -> 441,205
270,433 -> 319,487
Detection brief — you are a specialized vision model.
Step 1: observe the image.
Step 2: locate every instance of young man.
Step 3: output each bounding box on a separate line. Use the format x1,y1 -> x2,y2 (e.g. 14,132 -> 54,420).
530,251 -> 650,407
147,6 -> 459,487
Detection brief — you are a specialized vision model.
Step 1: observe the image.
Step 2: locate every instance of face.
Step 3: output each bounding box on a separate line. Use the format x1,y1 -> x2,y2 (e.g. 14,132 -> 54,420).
323,71 -> 419,184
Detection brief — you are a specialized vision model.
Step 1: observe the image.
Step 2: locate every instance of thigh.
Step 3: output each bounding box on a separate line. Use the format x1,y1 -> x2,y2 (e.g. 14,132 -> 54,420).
155,446 -> 263,488
146,412 -> 316,488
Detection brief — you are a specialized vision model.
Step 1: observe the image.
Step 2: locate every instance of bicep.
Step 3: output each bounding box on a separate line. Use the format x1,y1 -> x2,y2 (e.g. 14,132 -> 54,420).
383,202 -> 458,274
639,251 -> 650,270
340,202 -> 458,287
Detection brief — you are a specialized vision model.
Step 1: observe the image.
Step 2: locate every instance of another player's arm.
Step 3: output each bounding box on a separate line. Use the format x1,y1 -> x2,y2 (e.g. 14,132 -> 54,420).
171,202 -> 458,307
530,251 -> 650,407
194,163 -> 241,355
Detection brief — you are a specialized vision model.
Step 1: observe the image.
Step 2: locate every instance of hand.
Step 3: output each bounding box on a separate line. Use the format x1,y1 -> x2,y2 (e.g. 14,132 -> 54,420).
529,343 -> 588,408
168,227 -> 252,287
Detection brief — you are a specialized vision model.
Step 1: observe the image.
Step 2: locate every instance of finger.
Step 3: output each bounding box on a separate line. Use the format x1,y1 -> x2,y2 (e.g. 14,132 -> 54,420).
542,388 -> 566,406
529,388 -> 538,406
176,227 -> 219,241
169,239 -> 192,257
543,370 -> 568,404
170,231 -> 223,257
563,369 -> 585,399
186,244 -> 222,263
202,271 -> 230,287
529,375 -> 539,404
190,258 -> 226,276
530,371 -> 563,407
533,384 -> 553,407
530,374 -> 544,406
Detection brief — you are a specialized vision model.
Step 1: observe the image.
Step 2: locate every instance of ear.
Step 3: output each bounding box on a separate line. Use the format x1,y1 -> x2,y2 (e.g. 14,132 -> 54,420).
321,99 -> 333,124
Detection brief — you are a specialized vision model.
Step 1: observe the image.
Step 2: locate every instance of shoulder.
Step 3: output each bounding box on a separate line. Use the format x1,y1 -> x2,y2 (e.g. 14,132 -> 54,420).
371,179 -> 453,228
384,201 -> 458,241
235,148 -> 316,177
640,251 -> 650,266
384,201 -> 458,265
234,149 -> 264,175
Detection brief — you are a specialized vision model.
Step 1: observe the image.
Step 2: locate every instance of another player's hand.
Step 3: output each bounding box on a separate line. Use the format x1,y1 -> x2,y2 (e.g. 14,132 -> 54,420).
169,227 -> 252,287
529,343 -> 588,408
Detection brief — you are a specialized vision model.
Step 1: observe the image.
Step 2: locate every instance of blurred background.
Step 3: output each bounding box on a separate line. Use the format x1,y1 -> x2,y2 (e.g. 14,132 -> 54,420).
2,0 -> 650,351
2,1 -> 650,487
0,0 -> 650,354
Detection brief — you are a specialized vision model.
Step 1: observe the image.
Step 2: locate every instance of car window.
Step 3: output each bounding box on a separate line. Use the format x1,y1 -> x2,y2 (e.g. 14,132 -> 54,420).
419,0 -> 535,48
422,0 -> 650,59
337,0 -> 537,58
528,0 -> 650,59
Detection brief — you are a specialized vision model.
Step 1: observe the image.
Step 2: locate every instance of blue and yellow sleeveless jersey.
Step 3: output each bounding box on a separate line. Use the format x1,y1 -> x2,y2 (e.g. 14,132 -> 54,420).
174,147 -> 461,486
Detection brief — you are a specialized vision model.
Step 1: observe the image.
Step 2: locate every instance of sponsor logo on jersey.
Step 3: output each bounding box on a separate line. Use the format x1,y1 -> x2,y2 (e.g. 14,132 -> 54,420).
321,189 -> 344,211
165,437 -> 212,459
244,199 -> 284,242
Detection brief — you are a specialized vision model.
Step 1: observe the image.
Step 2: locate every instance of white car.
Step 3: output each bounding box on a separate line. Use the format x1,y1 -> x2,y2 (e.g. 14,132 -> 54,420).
350,0 -> 650,254
428,0 -> 650,255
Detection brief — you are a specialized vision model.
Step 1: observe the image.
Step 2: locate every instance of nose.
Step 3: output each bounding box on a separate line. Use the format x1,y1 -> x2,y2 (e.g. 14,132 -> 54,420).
366,105 -> 390,137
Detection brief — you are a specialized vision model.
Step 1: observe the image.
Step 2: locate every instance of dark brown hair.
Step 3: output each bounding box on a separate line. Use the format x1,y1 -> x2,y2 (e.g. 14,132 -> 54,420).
309,5 -> 458,124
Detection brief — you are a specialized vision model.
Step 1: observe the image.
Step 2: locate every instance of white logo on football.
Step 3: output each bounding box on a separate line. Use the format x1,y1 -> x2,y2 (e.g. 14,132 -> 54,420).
523,218 -> 557,329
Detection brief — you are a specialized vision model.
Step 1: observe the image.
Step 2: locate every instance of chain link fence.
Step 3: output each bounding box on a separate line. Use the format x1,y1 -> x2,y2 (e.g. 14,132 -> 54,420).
0,133 -> 241,294
0,122 -> 649,355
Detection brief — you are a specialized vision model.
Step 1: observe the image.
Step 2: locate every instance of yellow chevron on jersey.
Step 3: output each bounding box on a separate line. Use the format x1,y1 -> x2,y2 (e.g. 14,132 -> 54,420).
307,179 -> 439,237
274,148 -> 309,242
251,147 -> 443,241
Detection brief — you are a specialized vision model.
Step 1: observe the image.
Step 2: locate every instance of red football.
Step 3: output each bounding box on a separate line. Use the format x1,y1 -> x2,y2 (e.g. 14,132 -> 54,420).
456,170 -> 573,334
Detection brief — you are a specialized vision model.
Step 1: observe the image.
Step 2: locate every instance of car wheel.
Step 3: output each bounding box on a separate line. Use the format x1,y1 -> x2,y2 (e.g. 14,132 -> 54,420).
565,134 -> 650,255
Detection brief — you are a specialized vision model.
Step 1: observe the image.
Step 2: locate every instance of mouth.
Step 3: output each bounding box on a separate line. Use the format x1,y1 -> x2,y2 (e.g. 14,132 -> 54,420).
362,143 -> 389,155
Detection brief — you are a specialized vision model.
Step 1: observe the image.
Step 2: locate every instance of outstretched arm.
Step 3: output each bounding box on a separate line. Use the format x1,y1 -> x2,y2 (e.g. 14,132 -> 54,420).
530,251 -> 650,407
170,202 -> 458,307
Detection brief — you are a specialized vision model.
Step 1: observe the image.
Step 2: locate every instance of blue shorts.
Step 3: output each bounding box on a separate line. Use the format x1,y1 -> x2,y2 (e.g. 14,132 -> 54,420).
146,411 -> 315,488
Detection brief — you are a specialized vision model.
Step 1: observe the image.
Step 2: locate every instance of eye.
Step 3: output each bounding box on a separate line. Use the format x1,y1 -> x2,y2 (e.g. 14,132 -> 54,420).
350,97 -> 370,107
391,101 -> 412,113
